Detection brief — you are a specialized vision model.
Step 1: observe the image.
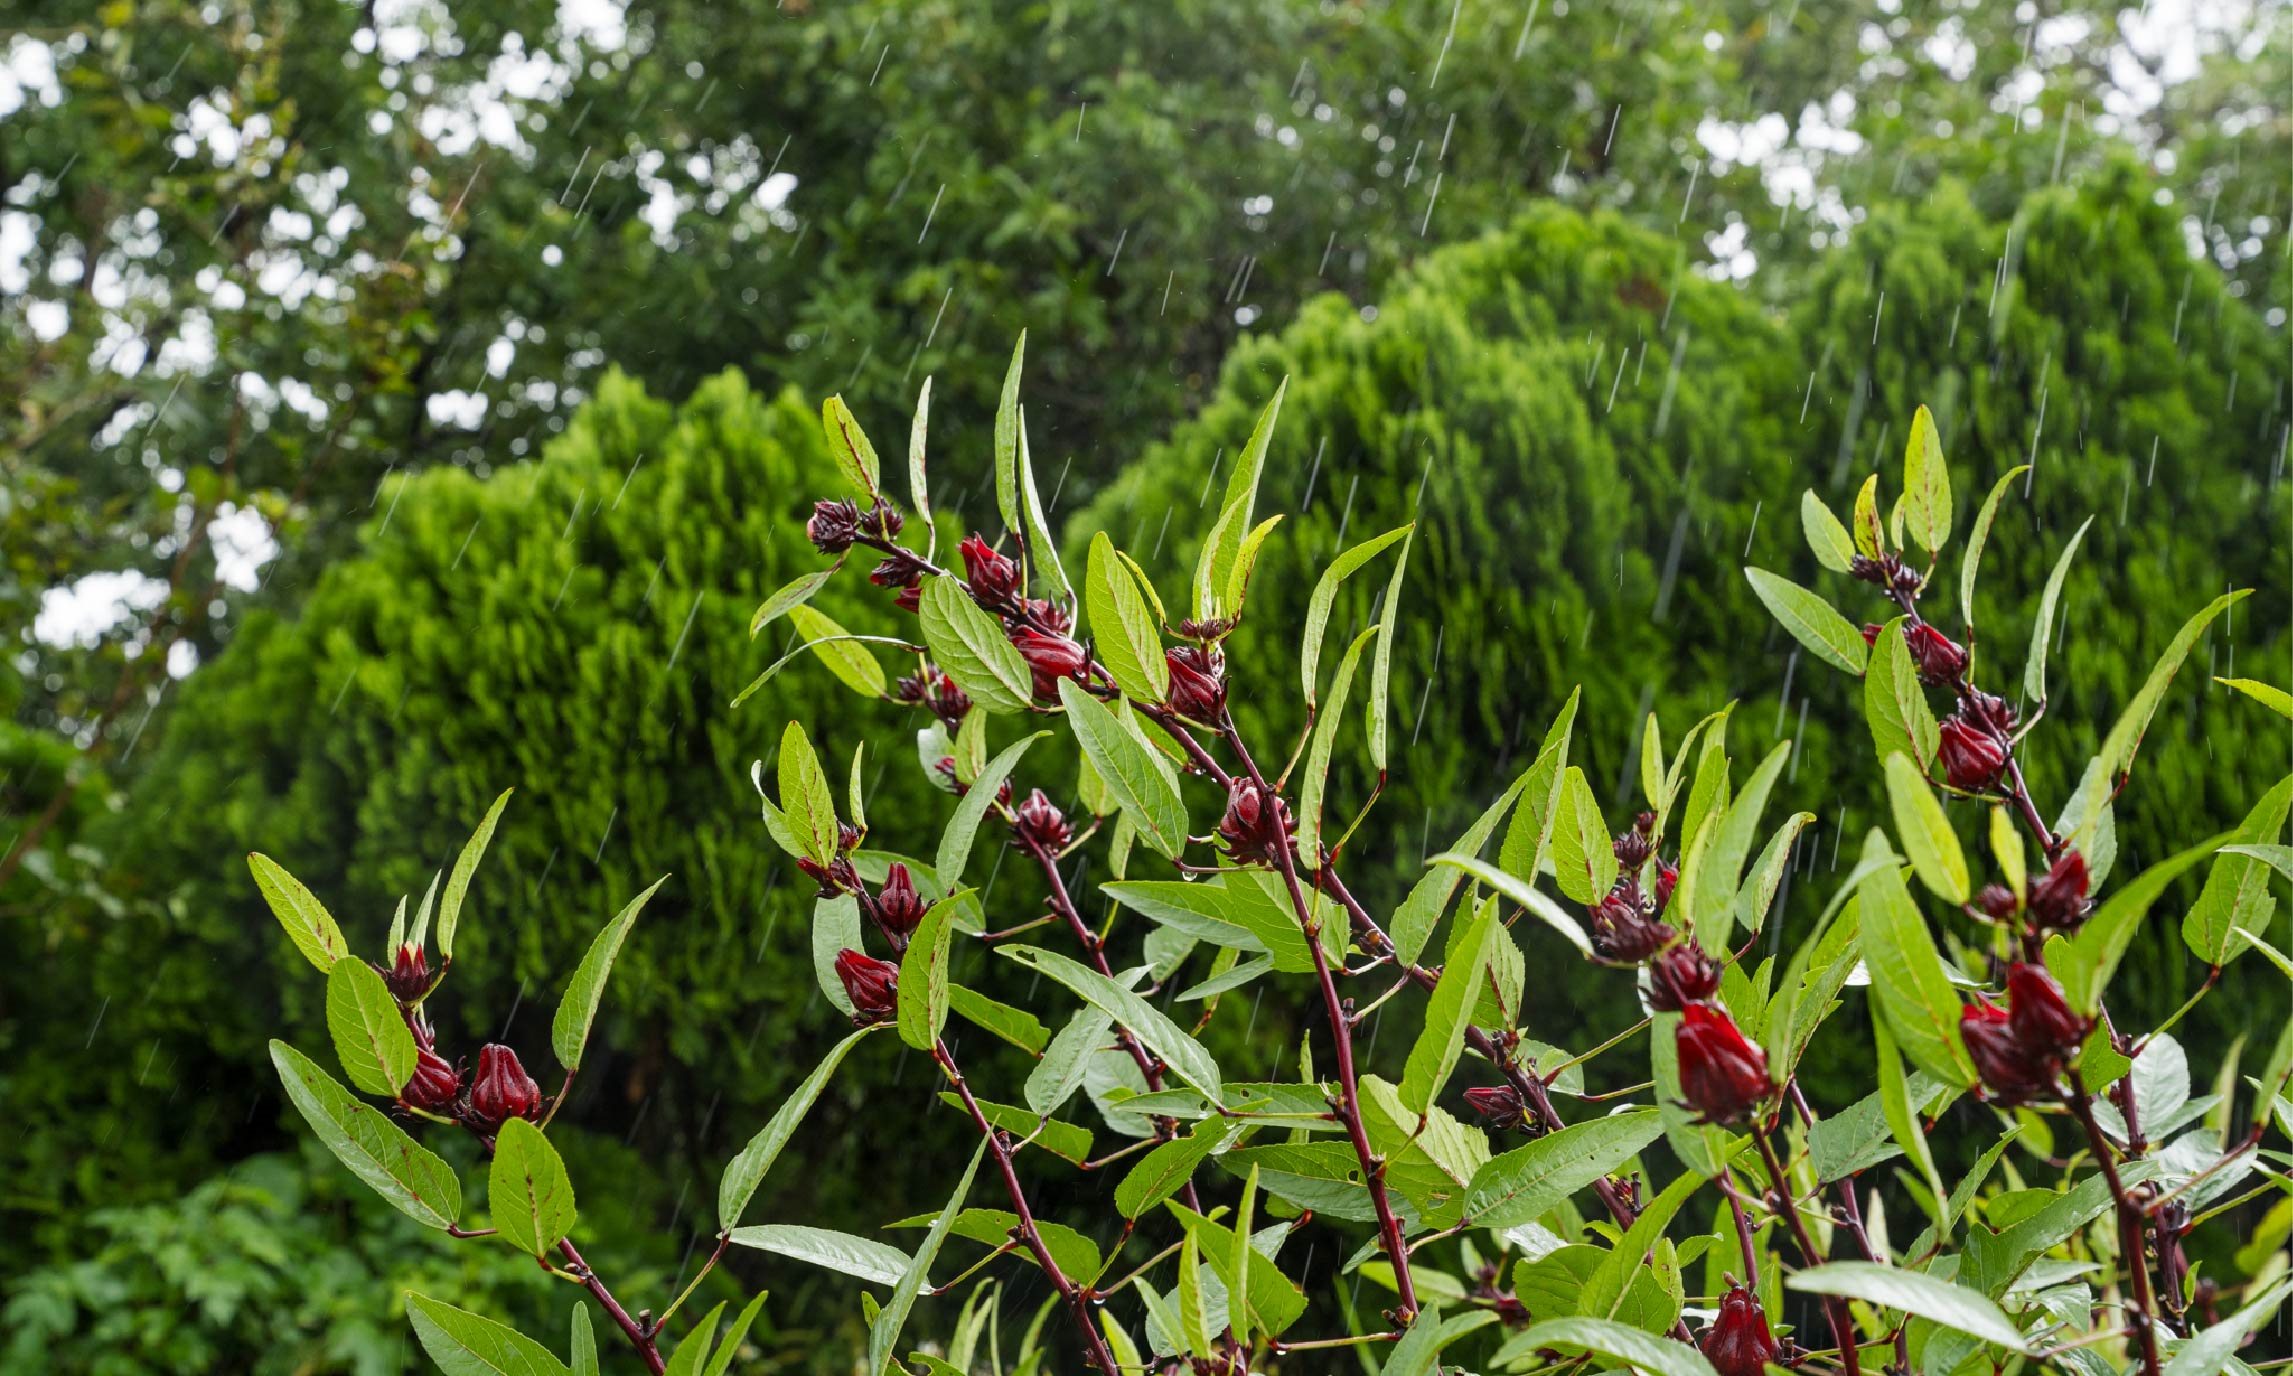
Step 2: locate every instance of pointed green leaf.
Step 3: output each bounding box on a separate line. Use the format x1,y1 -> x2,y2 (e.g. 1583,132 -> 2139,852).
1861,855 -> 1976,1086
2062,832 -> 2229,1013
1884,752 -> 1969,904
1492,1317 -> 1719,1376
1875,1017 -> 1946,1240
908,377 -> 933,543
777,722 -> 839,866
1298,626 -> 1379,856
919,577 -> 1033,713
869,1141 -> 987,1376
1865,620 -> 1940,770
719,1026 -> 880,1229
1745,568 -> 1869,675
947,985 -> 1049,1056
898,889 -> 965,1051
1013,417 -> 1070,603
993,334 -> 1025,533
729,1224 -> 912,1288
1959,464 -> 2029,631
406,1293 -> 572,1376
751,569 -> 836,637
437,789 -> 512,961
1788,1263 -> 2027,1352
1898,404 -> 1952,554
553,876 -> 667,1070
2217,677 -> 2293,719
2184,775 -> 2293,965
1300,523 -> 1413,708
1057,680 -> 1187,858
1851,474 -> 1884,558
1194,380 -> 1286,622
2023,515 -> 2093,704
1365,524 -> 1415,771
1086,533 -> 1168,703
1801,490 -> 1856,573
1548,766 -> 1616,904
490,1118 -> 577,1259
786,604 -> 889,699
998,945 -> 1222,1098
271,1040 -> 461,1230
326,957 -> 418,1097
1400,895 -> 1495,1116
1429,854 -> 1592,958
937,731 -> 1050,882
1116,1125 -> 1231,1219
250,853 -> 350,973
822,395 -> 881,495
1496,687 -> 1582,882
1460,1109 -> 1664,1228
570,1304 -> 597,1376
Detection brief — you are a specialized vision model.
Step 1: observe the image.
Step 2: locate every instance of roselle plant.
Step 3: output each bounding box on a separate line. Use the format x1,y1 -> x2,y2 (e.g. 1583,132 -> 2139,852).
257,342 -> 2293,1376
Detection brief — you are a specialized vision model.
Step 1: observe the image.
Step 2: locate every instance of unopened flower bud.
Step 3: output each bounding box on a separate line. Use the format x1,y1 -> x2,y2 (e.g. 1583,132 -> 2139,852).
2026,850 -> 2091,931
1024,598 -> 1073,635
894,582 -> 923,614
869,547 -> 929,594
835,949 -> 900,1022
1011,789 -> 1073,852
1905,623 -> 1969,685
1647,943 -> 1722,1012
1164,644 -> 1228,720
896,666 -> 970,726
838,821 -> 863,853
796,857 -> 859,897
807,499 -> 862,554
1860,622 -> 1883,648
1961,995 -> 2055,1105
1675,1004 -> 1772,1124
1010,627 -> 1088,700
1172,616 -> 1235,643
857,504 -> 904,541
1970,883 -> 2018,923
1612,826 -> 1655,870
1588,890 -> 1673,963
1218,779 -> 1296,867
382,943 -> 431,1002
959,534 -> 1021,604
1966,689 -> 2018,734
400,1046 -> 461,1113
1651,859 -> 1680,915
1463,1085 -> 1536,1134
2005,962 -> 2087,1061
873,863 -> 926,950
1699,1282 -> 1780,1376
467,1044 -> 543,1129
1936,714 -> 2008,792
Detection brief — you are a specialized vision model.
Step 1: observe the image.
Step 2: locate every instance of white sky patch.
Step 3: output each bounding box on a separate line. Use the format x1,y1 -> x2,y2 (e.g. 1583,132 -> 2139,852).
36,572 -> 169,649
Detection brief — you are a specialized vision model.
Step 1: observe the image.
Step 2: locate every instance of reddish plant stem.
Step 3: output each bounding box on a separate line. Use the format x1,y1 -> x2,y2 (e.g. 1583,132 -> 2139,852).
558,1238 -> 666,1374
935,1039 -> 1123,1376
1787,1085 -> 1910,1372
1017,831 -> 1202,1214
2067,1080 -> 2165,1376
1220,717 -> 1419,1323
1751,1122 -> 1863,1376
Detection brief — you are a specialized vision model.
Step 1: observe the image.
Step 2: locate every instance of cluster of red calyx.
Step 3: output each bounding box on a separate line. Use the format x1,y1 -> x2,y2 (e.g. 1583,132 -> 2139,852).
1163,643 -> 1227,721
1462,1084 -> 1540,1136
1217,779 -> 1296,867
1848,550 -> 1924,597
376,940 -> 544,1133
953,534 -> 1088,702
1970,849 -> 2092,932
895,665 -> 971,728
1010,789 -> 1073,853
1962,962 -> 2089,1105
1698,1281 -> 1780,1376
871,862 -> 927,953
870,547 -> 930,612
834,948 -> 900,1024
806,499 -> 903,556
796,855 -> 861,897
1585,815 -> 1678,963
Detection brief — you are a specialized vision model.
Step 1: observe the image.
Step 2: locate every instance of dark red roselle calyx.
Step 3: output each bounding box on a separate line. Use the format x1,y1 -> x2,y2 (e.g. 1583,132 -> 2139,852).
835,948 -> 900,1022
894,581 -> 923,614
1463,1085 -> 1539,1135
2026,850 -> 2091,931
381,942 -> 431,1002
1612,813 -> 1656,869
1010,627 -> 1088,700
1698,1282 -> 1779,1376
1023,598 -> 1074,636
872,862 -> 927,950
1961,995 -> 2057,1105
1860,622 -> 1883,648
837,821 -> 863,853
896,665 -> 971,726
796,856 -> 860,897
869,547 -> 929,591
1970,883 -> 2019,923
1163,643 -> 1228,720
400,1046 -> 461,1113
467,1044 -> 543,1129
1905,622 -> 1970,685
1646,942 -> 1722,1012
1010,788 -> 1074,853
1218,779 -> 1297,867
856,503 -> 903,542
1966,688 -> 2018,734
806,499 -> 862,554
1172,615 -> 1236,643
1936,713 -> 2009,792
2005,961 -> 2088,1061
959,534 -> 1021,604
1651,858 -> 1680,915
1588,889 -> 1673,963
1675,1003 -> 1773,1124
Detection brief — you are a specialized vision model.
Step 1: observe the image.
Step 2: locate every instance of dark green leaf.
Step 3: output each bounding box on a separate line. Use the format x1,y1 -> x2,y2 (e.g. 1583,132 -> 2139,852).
406,1293 -> 572,1376
438,788 -> 512,961
919,577 -> 1033,714
553,876 -> 667,1070
490,1118 -> 577,1258
1058,681 -> 1187,858
719,1027 -> 879,1229
1744,567 -> 1869,675
271,1040 -> 461,1230
326,957 -> 418,1097
249,853 -> 350,973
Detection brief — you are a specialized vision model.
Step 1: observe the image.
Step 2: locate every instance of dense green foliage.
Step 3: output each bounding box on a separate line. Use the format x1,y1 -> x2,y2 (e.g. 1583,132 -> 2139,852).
1085,157 -> 2291,1062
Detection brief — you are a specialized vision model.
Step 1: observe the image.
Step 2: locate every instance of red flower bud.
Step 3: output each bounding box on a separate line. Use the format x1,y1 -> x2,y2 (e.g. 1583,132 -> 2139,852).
1699,1282 -> 1779,1376
1024,598 -> 1074,635
857,504 -> 904,542
1970,883 -> 2018,923
1860,622 -> 1883,648
1966,688 -> 2018,734
467,1044 -> 543,1129
838,821 -> 863,853
1905,623 -> 1969,685
1010,627 -> 1088,700
1612,824 -> 1655,869
1647,943 -> 1722,1012
959,534 -> 1021,604
1217,779 -> 1297,867
1010,789 -> 1073,853
1651,859 -> 1680,915
1675,1004 -> 1772,1124
2026,850 -> 2091,931
382,943 -> 431,1002
894,582 -> 923,614
1463,1085 -> 1537,1134
2005,962 -> 2087,1062
400,1046 -> 461,1113
896,666 -> 970,726
1961,995 -> 2056,1105
806,499 -> 862,554
869,547 -> 929,593
1589,890 -> 1674,963
835,948 -> 900,1022
873,863 -> 926,951
1164,644 -> 1228,720
1936,714 -> 2008,792
796,857 -> 859,896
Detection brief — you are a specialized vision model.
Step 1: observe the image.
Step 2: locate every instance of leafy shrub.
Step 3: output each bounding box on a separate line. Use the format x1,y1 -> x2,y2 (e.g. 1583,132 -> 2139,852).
248,345 -> 2293,1375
